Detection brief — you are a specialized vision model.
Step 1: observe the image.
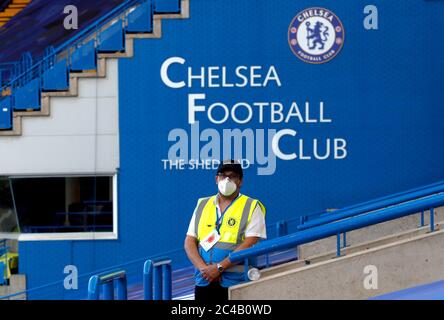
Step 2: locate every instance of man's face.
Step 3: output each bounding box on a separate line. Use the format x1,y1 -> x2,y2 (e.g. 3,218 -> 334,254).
215,170 -> 243,190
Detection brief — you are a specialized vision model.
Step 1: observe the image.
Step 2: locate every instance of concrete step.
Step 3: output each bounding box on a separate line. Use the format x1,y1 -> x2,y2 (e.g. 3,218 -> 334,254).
298,206 -> 444,259
262,220 -> 443,279
230,222 -> 444,299
0,274 -> 26,300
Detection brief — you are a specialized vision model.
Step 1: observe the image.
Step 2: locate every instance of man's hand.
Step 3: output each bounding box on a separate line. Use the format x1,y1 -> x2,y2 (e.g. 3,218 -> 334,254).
200,264 -> 221,282
184,235 -> 208,271
218,237 -> 260,270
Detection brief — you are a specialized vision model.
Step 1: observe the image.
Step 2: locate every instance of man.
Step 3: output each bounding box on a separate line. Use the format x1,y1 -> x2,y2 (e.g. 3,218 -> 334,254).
184,160 -> 267,302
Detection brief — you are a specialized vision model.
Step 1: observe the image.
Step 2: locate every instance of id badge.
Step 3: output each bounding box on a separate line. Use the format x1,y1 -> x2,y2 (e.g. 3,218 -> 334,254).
200,229 -> 221,252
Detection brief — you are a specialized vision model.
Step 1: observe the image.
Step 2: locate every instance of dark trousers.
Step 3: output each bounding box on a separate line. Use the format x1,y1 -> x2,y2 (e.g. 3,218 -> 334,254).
194,282 -> 229,302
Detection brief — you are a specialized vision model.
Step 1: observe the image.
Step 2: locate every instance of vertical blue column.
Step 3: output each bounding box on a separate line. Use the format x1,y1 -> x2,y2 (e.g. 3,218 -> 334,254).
87,275 -> 100,300
143,260 -> 153,300
144,259 -> 172,300
244,259 -> 249,281
116,277 -> 127,300
265,253 -> 270,268
162,264 -> 172,300
276,221 -> 288,237
153,265 -> 162,300
430,208 -> 435,232
336,234 -> 341,257
103,281 -> 114,300
276,221 -> 282,237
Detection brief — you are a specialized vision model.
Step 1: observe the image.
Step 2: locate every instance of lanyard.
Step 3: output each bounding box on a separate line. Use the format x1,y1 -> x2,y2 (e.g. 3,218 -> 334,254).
215,193 -> 241,232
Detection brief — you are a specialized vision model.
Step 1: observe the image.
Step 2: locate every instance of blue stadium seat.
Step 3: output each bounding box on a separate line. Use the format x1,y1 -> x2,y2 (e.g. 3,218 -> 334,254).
154,0 -> 180,14
0,96 -> 12,129
13,78 -> 40,111
42,58 -> 69,91
126,0 -> 153,33
0,0 -> 125,67
98,20 -> 125,52
70,40 -> 97,72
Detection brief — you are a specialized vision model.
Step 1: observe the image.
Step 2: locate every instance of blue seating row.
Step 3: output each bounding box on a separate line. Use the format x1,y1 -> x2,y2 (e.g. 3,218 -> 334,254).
0,0 -> 181,130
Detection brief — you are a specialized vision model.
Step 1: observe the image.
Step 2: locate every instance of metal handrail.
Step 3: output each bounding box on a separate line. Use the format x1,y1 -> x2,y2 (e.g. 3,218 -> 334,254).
143,257 -> 172,300
297,179 -> 444,230
0,0 -> 147,91
230,192 -> 444,263
0,212 -> 287,299
2,189 -> 442,299
0,246 -> 183,300
8,178 -> 444,299
317,179 -> 444,216
88,269 -> 127,300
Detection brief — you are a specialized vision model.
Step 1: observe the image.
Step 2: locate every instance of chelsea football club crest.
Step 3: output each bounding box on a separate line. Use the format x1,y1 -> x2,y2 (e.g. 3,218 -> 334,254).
288,7 -> 345,64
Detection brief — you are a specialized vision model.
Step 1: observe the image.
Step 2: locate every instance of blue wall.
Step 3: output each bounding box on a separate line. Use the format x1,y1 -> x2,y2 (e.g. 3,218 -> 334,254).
19,0 -> 444,298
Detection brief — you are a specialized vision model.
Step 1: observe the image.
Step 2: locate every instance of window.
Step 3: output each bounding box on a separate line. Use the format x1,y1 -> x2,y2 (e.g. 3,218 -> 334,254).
0,177 -> 19,235
0,175 -> 117,240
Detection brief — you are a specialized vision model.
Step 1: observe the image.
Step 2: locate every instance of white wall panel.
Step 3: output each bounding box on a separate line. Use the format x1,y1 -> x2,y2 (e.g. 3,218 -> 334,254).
0,59 -> 120,175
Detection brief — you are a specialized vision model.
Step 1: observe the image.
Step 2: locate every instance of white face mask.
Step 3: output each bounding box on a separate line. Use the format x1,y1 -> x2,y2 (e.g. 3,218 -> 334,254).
218,177 -> 237,196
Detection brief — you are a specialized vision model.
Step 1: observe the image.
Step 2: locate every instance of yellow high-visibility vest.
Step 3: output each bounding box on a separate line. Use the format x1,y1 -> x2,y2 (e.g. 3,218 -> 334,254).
195,194 -> 266,249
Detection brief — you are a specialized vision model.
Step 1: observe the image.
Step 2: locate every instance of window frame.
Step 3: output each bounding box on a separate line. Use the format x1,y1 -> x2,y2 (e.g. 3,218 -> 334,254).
0,173 -> 118,241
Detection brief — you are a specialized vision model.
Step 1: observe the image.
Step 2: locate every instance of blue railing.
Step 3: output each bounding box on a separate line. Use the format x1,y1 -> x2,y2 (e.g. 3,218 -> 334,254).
230,191 -> 444,265
1,0 -> 146,91
143,257 -> 172,300
88,269 -> 127,300
87,189 -> 443,299
297,179 -> 444,231
4,178 -> 444,299
86,257 -> 172,300
0,216 -> 297,299
0,247 -> 187,300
